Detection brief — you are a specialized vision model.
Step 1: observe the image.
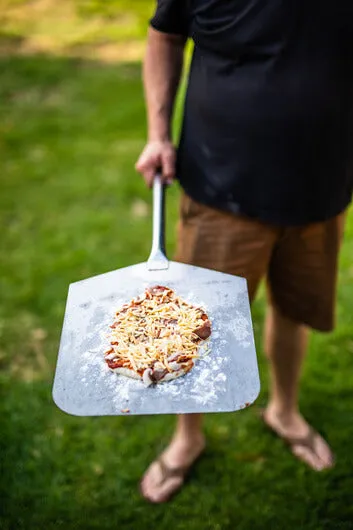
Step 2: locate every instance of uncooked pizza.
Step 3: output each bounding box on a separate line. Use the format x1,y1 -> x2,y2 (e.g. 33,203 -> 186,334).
104,285 -> 211,386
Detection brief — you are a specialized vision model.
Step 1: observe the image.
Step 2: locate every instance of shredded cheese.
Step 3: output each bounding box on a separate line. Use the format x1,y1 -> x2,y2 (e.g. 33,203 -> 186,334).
104,286 -> 211,380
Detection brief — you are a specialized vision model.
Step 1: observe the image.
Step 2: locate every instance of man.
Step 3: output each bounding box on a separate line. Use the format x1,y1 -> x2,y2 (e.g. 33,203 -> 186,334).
136,0 -> 353,503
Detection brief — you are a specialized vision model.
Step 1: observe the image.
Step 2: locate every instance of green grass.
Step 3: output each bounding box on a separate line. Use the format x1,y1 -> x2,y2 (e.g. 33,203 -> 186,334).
1,54 -> 353,530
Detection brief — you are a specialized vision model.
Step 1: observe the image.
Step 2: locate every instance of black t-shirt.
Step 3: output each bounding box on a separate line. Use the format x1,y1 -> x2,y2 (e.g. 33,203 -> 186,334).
151,0 -> 353,225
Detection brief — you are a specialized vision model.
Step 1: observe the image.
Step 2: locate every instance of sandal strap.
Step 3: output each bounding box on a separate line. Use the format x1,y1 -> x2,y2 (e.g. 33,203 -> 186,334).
259,408 -> 320,454
283,428 -> 318,450
157,456 -> 189,483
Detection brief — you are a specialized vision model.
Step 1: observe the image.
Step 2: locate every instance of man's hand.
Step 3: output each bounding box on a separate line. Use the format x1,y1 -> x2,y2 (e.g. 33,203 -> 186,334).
135,140 -> 176,187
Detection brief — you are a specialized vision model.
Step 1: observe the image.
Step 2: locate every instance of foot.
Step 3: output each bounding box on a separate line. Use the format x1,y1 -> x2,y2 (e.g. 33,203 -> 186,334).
263,405 -> 334,471
140,434 -> 205,503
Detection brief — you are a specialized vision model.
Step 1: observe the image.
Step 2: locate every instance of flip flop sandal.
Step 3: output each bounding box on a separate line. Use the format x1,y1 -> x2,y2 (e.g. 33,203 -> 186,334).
259,408 -> 335,469
140,455 -> 199,503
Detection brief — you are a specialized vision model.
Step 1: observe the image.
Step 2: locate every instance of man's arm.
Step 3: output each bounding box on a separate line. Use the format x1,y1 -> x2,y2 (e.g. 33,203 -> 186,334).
136,28 -> 186,186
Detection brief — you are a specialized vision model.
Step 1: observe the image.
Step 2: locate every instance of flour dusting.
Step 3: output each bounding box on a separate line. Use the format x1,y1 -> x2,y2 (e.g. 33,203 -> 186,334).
74,286 -> 254,413
226,310 -> 252,348
78,296 -> 230,409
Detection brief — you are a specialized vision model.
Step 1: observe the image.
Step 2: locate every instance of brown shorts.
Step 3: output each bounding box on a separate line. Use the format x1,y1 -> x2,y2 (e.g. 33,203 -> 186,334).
175,194 -> 346,331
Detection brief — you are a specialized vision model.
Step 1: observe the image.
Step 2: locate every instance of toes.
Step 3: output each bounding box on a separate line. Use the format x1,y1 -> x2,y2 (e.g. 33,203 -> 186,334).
148,477 -> 183,503
140,475 -> 150,499
140,462 -> 160,498
141,474 -> 182,503
140,438 -> 205,503
313,437 -> 335,468
140,461 -> 184,503
291,444 -> 325,471
291,435 -> 335,471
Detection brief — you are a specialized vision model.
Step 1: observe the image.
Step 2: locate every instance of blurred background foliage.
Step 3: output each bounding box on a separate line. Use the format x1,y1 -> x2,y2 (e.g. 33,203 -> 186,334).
0,0 -> 154,61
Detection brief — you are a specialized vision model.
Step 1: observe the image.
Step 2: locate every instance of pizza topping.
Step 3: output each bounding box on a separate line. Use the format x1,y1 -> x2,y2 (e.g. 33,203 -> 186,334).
105,351 -> 118,361
194,321 -> 212,340
105,286 -> 211,385
107,358 -> 125,370
142,368 -> 154,387
151,368 -> 168,382
168,361 -> 182,371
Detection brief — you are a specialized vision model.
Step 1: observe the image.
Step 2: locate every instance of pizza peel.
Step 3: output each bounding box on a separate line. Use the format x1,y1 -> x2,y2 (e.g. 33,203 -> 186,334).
53,176 -> 260,416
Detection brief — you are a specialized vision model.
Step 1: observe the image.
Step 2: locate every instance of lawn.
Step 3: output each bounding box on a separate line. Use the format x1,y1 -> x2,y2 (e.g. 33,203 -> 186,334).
1,5 -> 353,530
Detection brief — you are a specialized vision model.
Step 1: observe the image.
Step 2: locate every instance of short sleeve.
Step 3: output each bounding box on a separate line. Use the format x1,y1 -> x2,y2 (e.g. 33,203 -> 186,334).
150,0 -> 189,37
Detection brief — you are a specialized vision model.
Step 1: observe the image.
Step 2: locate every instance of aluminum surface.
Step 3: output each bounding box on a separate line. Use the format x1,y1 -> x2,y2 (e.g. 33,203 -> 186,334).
53,260 -> 260,416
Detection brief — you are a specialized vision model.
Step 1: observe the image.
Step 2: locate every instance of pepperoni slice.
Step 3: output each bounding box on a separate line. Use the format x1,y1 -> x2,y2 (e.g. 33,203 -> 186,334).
106,359 -> 133,370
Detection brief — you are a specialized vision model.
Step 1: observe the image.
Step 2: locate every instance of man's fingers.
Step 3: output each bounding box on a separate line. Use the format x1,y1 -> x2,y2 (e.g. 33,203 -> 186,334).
161,149 -> 176,184
135,152 -> 155,174
135,152 -> 160,187
144,168 -> 155,187
138,164 -> 155,187
135,142 -> 176,187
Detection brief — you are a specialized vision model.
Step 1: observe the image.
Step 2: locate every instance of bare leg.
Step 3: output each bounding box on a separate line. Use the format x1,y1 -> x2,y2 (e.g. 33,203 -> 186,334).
264,304 -> 334,470
141,414 -> 205,502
